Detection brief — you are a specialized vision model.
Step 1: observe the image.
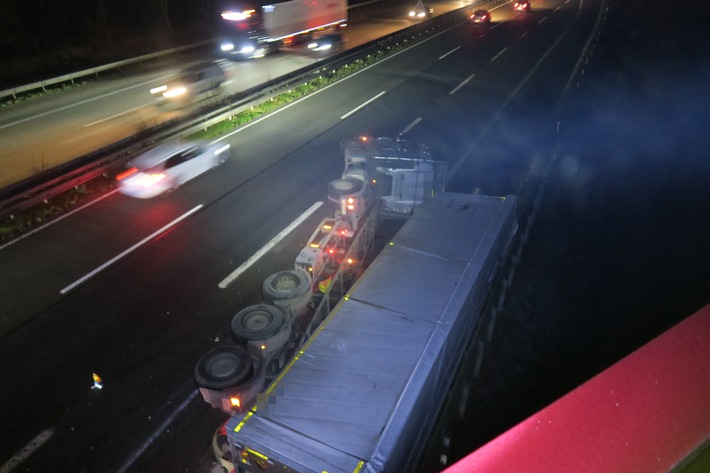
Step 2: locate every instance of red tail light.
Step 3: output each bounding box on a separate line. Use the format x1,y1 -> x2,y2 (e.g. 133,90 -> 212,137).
116,167 -> 138,181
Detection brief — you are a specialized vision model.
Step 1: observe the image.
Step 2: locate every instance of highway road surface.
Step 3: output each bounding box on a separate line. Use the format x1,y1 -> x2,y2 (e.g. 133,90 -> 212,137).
0,0 -> 606,471
0,0 -> 472,189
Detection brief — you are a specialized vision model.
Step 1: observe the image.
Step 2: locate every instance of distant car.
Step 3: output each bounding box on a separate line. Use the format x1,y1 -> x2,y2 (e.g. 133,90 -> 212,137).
150,62 -> 226,105
514,0 -> 531,11
409,0 -> 433,20
117,141 -> 231,198
470,9 -> 491,24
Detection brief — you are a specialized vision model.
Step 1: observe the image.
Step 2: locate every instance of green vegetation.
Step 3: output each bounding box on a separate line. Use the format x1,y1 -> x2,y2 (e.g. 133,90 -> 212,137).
0,39 -> 416,242
188,47 -> 400,140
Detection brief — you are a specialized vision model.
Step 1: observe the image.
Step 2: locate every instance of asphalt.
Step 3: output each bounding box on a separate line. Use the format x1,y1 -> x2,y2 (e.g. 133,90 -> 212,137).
417,0 -> 710,470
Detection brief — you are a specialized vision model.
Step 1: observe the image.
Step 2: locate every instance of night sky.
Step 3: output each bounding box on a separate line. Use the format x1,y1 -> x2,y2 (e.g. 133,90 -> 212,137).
0,0 -> 222,86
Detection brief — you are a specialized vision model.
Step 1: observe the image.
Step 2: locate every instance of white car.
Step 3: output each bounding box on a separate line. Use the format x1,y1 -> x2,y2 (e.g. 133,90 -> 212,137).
117,141 -> 230,198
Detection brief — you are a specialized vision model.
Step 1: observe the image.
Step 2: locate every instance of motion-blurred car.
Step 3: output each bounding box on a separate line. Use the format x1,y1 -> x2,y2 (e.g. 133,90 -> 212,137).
117,141 -> 231,198
470,9 -> 491,24
514,0 -> 531,11
409,0 -> 433,20
150,62 -> 227,106
307,33 -> 344,54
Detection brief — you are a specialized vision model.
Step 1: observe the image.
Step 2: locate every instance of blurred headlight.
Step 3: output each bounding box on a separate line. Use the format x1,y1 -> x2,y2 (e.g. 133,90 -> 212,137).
220,42 -> 235,52
163,87 -> 187,98
150,85 -> 168,95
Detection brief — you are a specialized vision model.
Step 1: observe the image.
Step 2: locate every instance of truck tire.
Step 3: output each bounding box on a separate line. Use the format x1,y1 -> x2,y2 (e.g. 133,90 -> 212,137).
231,304 -> 287,342
194,345 -> 254,390
327,178 -> 364,210
263,270 -> 313,320
262,270 -> 310,301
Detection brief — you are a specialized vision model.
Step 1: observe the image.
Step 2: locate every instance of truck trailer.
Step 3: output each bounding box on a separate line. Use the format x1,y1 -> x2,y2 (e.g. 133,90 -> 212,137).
219,0 -> 347,58
220,192 -> 519,473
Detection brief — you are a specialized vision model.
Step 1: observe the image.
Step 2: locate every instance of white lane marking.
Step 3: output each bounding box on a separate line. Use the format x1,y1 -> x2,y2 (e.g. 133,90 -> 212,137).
439,46 -> 461,60
215,20 -> 473,143
554,6 -> 561,12
490,22 -> 502,29
449,73 -> 476,95
219,201 -> 323,289
60,204 -> 203,294
519,30 -> 530,39
0,190 -> 119,252
448,7 -> 578,181
538,16 -> 548,24
0,75 -> 175,131
340,91 -> 386,120
115,390 -> 199,473
0,428 -> 55,473
491,47 -> 509,61
84,104 -> 147,127
400,117 -> 423,135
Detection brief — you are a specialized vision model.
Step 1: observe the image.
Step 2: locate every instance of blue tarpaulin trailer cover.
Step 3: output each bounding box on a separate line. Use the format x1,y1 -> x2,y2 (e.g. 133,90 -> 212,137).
225,193 -> 518,473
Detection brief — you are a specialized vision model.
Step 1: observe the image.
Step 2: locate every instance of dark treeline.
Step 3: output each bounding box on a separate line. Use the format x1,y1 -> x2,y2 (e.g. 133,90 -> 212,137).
0,0 -> 224,88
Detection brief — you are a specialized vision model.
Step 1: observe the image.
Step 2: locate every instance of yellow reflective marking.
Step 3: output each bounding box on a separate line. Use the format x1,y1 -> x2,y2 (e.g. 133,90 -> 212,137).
234,410 -> 254,432
352,460 -> 365,472
247,448 -> 268,461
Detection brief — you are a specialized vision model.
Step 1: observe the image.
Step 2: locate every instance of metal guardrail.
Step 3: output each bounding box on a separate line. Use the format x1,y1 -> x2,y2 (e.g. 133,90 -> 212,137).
0,5 -> 469,221
0,0 -> 387,102
0,40 -> 215,102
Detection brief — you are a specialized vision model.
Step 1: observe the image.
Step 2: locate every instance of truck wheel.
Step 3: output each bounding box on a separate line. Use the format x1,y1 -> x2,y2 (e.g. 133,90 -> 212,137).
231,304 -> 287,343
263,270 -> 313,320
194,345 -> 254,390
263,270 -> 310,301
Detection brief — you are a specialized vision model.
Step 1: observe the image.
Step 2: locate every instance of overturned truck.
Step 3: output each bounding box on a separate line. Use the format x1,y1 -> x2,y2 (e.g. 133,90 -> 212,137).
193,137 -> 514,472
220,192 -> 518,472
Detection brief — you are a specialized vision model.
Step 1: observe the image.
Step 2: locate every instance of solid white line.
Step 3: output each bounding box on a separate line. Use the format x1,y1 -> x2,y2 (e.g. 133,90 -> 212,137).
0,190 -> 119,251
218,201 -> 323,289
114,390 -> 199,473
491,47 -> 509,61
84,104 -> 147,127
0,428 -> 55,473
400,117 -> 423,135
439,46 -> 461,60
340,92 -> 386,120
0,75 -> 175,131
60,204 -> 203,294
449,73 -> 476,95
